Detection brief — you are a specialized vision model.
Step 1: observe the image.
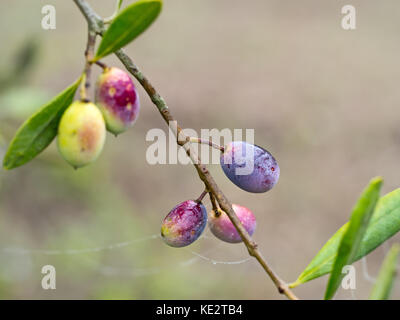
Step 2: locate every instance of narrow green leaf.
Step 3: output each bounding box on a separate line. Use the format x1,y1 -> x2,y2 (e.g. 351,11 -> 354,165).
95,0 -> 162,60
324,177 -> 382,300
291,182 -> 400,288
369,244 -> 400,300
2,77 -> 82,169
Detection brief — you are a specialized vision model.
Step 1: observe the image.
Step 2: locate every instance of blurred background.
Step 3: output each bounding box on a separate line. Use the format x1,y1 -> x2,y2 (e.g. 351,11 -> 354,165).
0,0 -> 400,299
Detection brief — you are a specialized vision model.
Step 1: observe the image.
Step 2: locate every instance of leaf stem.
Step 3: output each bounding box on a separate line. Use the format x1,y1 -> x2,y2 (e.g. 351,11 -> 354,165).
189,137 -> 224,152
104,0 -> 123,24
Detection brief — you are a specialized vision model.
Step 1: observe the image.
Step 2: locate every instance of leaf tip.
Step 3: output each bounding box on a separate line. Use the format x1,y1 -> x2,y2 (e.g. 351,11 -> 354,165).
2,152 -> 11,170
3,154 -> 18,170
370,176 -> 383,187
2,163 -> 13,171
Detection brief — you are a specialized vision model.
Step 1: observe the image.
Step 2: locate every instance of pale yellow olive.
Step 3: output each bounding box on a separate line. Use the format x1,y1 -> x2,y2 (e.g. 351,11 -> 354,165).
57,101 -> 106,168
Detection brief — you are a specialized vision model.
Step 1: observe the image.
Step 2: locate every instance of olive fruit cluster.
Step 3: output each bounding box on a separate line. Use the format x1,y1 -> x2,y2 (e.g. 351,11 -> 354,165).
57,64 -> 280,246
161,197 -> 257,247
57,67 -> 140,168
161,142 -> 279,247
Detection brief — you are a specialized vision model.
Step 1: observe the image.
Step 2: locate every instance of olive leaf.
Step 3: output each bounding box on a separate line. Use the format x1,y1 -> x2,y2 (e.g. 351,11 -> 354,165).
324,177 -> 382,300
290,185 -> 400,288
3,77 -> 82,170
369,244 -> 400,300
95,0 -> 162,60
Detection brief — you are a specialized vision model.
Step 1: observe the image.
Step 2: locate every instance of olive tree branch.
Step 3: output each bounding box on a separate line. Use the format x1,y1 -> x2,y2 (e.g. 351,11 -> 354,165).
72,0 -> 299,300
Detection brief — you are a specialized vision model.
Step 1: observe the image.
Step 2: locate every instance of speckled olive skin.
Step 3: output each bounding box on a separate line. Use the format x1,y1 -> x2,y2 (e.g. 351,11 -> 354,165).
220,141 -> 280,193
208,204 -> 256,243
95,67 -> 140,135
57,101 -> 106,168
161,200 -> 207,248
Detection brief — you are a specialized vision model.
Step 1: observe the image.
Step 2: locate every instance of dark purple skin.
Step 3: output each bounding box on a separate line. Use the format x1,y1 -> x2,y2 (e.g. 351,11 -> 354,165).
220,141 -> 280,193
95,67 -> 140,134
161,200 -> 207,248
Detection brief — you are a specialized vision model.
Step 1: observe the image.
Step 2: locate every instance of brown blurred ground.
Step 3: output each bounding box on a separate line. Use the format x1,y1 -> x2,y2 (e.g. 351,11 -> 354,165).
0,0 -> 399,299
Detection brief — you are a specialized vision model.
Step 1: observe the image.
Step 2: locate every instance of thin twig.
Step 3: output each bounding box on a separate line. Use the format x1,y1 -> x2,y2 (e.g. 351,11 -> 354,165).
104,0 -> 123,24
80,29 -> 96,102
72,0 -> 299,300
189,137 -> 224,152
95,60 -> 108,70
196,189 -> 208,203
209,192 -> 220,215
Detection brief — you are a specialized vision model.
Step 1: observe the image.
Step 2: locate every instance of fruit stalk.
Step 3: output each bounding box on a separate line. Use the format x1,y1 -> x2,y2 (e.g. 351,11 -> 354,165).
196,189 -> 208,203
80,29 -> 96,102
189,137 -> 225,152
209,192 -> 220,214
73,0 -> 299,300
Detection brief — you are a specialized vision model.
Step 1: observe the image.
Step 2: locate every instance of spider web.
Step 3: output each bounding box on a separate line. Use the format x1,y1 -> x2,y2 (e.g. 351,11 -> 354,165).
0,201 -> 253,281
0,145 -> 396,298
0,202 -> 397,298
0,233 -> 252,279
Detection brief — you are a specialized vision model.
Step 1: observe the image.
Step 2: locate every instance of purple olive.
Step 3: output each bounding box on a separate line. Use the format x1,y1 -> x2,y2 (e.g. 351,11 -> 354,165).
208,204 -> 256,243
220,141 -> 279,193
161,200 -> 207,247
95,67 -> 140,135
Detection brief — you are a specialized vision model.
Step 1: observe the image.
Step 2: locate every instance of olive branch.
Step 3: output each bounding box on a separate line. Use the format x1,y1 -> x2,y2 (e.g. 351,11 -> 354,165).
73,0 -> 299,300
3,0 -> 400,300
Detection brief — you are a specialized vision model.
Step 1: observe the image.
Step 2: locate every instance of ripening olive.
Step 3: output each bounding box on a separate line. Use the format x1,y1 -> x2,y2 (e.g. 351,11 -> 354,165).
57,101 -> 106,168
161,200 -> 207,247
208,204 -> 256,243
95,67 -> 140,135
220,141 -> 280,193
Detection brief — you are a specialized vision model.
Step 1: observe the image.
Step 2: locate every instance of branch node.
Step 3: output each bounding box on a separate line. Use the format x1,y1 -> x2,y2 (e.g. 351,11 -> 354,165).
200,166 -> 209,175
250,241 -> 258,250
